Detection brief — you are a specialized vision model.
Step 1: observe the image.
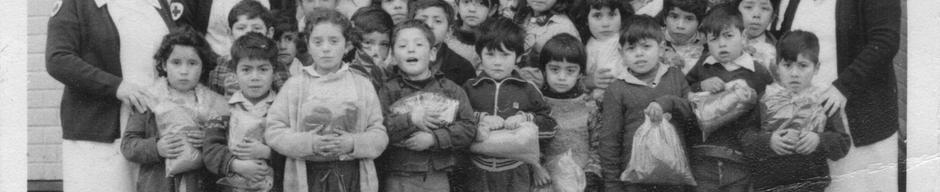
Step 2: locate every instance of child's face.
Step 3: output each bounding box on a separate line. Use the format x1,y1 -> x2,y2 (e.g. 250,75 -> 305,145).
587,7 -> 622,40
382,0 -> 410,24
480,45 -> 519,80
235,59 -> 275,100
458,0 -> 494,28
277,32 -> 300,65
300,0 -> 339,12
232,16 -> 270,40
393,28 -> 434,78
544,60 -> 582,93
308,23 -> 350,72
664,8 -> 699,37
738,0 -> 774,38
776,54 -> 818,92
414,7 -> 451,46
621,38 -> 663,75
165,45 -> 203,92
361,31 -> 391,64
527,0 -> 556,13
706,27 -> 747,64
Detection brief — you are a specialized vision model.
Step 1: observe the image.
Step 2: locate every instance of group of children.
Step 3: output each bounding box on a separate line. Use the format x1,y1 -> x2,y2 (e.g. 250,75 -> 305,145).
120,0 -> 853,191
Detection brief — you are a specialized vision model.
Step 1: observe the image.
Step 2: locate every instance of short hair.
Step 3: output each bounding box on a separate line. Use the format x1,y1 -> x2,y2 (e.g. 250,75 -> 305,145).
475,16 -> 525,55
514,0 -> 570,23
698,3 -> 744,37
454,0 -> 500,27
620,15 -> 665,46
230,32 -> 280,71
228,0 -> 275,29
154,26 -> 219,86
571,0 -> 634,41
733,0 -> 780,14
352,6 -> 395,35
272,9 -> 307,55
539,33 -> 586,73
660,0 -> 708,24
303,8 -> 357,45
776,30 -> 819,65
409,0 -> 456,27
392,19 -> 437,47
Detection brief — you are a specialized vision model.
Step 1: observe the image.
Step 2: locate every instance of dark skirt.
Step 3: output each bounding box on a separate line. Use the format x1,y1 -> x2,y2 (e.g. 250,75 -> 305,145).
305,160 -> 360,192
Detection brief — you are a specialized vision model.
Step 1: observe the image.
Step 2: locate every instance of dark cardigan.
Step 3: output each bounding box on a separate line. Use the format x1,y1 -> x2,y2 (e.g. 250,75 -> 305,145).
46,0 -> 175,142
772,0 -> 901,146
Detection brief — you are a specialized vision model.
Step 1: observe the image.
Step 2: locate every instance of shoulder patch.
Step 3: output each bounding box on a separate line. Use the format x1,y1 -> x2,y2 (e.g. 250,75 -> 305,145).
170,2 -> 184,21
51,0 -> 62,17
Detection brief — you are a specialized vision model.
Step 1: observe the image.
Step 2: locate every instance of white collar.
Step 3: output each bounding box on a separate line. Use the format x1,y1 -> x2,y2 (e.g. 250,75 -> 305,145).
703,52 -> 756,72
617,63 -> 669,87
302,63 -> 350,78
96,0 -> 162,9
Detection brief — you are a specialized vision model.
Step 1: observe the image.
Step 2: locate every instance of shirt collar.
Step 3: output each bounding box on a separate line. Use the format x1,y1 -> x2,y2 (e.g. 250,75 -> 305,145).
617,63 -> 669,87
470,71 -> 529,87
228,90 -> 277,106
96,0 -> 162,8
302,63 -> 351,78
703,52 -> 756,72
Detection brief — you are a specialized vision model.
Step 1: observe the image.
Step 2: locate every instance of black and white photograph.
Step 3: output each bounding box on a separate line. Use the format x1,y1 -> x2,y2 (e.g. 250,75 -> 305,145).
0,0 -> 933,191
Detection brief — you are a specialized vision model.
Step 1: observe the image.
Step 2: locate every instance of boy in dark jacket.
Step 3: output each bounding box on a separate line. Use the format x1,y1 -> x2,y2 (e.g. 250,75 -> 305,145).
741,30 -> 850,192
461,16 -> 558,192
411,0 -> 478,85
597,15 -> 697,192
684,4 -> 774,192
376,20 -> 477,192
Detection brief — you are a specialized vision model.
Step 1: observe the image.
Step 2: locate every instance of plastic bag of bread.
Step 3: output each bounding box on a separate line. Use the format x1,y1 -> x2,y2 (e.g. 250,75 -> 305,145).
760,84 -> 829,133
688,79 -> 758,138
298,99 -> 360,161
389,91 -> 460,131
620,115 -> 696,185
155,106 -> 205,177
543,149 -> 586,192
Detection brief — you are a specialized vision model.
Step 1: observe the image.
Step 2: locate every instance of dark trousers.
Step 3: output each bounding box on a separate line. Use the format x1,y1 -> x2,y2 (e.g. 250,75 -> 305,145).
691,156 -> 750,192
305,160 -> 360,192
464,163 -> 533,192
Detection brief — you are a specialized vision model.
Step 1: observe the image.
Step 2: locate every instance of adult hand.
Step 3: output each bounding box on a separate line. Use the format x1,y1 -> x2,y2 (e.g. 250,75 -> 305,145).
157,134 -> 185,158
116,81 -> 153,113
700,77 -> 725,93
821,86 -> 847,117
232,138 -> 272,160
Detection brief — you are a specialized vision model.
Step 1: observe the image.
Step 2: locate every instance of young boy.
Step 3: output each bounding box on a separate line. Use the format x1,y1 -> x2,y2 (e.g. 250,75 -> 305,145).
206,0 -> 273,58
350,6 -> 395,89
272,9 -> 309,76
202,33 -> 286,192
684,4 -> 773,192
736,0 -> 778,68
740,30 -> 851,192
381,0 -> 411,24
597,15 -> 697,192
207,0 -> 284,96
537,33 -> 603,192
377,19 -> 478,192
660,0 -> 707,74
448,0 -> 500,70
412,0 -> 477,85
462,16 -> 558,192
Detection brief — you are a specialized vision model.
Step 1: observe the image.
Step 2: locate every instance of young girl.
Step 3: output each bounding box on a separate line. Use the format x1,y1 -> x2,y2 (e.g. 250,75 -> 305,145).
264,8 -> 388,192
515,0 -> 580,88
736,0 -> 778,69
121,26 -> 229,192
448,0 -> 500,70
571,0 -> 633,100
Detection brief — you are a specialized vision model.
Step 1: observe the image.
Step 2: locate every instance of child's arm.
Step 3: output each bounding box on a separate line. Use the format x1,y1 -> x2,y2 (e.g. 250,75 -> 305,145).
264,79 -> 322,158
815,110 -> 852,160
345,84 -> 389,159
428,85 -> 478,150
740,102 -> 786,160
201,118 -> 236,176
377,85 -> 420,143
685,62 -> 705,92
120,111 -> 162,164
654,95 -> 699,134
527,86 -> 557,139
597,85 -> 626,191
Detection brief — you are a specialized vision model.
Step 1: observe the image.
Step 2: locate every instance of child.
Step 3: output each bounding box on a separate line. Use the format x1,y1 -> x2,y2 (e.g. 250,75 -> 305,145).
201,33 -> 286,192
684,4 -> 773,192
121,26 -> 229,192
516,0 -> 580,88
448,0 -> 500,70
411,0 -> 477,85
736,0 -> 778,69
740,30 -> 851,192
349,6 -> 395,89
297,0 -> 342,31
660,0 -> 707,74
380,0 -> 411,24
206,0 -> 273,59
462,16 -> 558,192
272,9 -> 309,76
571,0 -> 633,100
537,33 -> 603,192
376,19 -> 478,192
597,15 -> 696,192
264,8 -> 388,192
207,0 -> 283,96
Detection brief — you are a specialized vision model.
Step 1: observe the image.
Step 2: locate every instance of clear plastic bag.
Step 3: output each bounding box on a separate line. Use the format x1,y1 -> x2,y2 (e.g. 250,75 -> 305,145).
470,122 -> 541,165
688,79 -> 758,139
542,149 -> 587,192
155,106 -> 205,177
216,160 -> 275,192
389,91 -> 460,128
218,114 -> 274,192
620,115 -> 696,186
760,84 -> 829,133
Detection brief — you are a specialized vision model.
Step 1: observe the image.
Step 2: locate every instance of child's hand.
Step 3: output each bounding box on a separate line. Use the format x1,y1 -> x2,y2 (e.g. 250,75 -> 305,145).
644,102 -> 665,123
185,130 -> 205,148
701,77 -> 726,93
592,68 -> 615,89
321,130 -> 355,156
404,131 -> 436,151
770,129 -> 796,155
821,87 -> 846,117
309,133 -> 333,155
503,113 -> 529,130
231,159 -> 270,182
795,131 -> 821,155
410,108 -> 441,131
479,115 -> 504,131
232,138 -> 272,160
157,134 -> 185,158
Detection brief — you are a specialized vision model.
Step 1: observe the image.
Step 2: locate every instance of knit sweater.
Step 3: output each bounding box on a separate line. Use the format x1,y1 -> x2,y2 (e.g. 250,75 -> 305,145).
543,94 -> 602,175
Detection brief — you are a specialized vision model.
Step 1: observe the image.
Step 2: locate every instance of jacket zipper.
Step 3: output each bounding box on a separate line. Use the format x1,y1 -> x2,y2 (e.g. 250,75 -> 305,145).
493,79 -> 503,115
